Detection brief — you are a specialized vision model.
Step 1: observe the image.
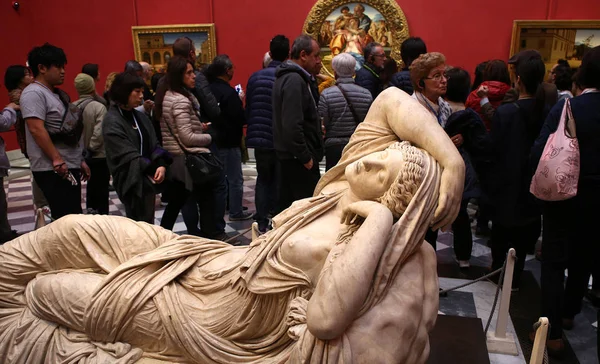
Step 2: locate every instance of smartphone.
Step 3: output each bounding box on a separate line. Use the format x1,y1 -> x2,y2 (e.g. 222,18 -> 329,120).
234,84 -> 243,94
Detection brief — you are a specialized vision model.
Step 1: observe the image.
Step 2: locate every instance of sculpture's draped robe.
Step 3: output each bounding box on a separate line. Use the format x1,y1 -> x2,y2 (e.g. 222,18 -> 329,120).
0,122 -> 440,364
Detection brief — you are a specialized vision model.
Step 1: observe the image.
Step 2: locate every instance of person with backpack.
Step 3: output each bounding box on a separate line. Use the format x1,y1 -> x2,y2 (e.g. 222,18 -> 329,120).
318,53 -> 372,170
73,73 -> 109,214
19,43 -> 90,220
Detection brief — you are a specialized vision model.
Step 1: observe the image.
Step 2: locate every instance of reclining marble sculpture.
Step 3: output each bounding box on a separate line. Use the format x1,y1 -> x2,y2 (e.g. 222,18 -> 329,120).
0,88 -> 465,364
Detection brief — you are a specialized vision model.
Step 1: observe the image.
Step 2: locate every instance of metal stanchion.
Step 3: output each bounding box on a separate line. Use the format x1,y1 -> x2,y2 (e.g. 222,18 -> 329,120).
486,248 -> 519,355
530,318 -> 550,364
251,222 -> 260,241
34,208 -> 47,230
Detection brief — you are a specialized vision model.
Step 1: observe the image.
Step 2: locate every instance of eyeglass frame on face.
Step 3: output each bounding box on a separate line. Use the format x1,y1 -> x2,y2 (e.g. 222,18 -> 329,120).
424,72 -> 449,82
372,53 -> 386,58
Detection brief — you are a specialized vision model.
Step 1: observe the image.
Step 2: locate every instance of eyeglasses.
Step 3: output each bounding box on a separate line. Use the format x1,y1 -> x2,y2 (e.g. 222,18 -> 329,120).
372,53 -> 386,58
425,73 -> 449,82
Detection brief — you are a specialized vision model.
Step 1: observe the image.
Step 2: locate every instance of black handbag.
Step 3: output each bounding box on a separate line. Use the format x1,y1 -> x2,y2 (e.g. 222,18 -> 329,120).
185,152 -> 223,184
164,114 -> 223,185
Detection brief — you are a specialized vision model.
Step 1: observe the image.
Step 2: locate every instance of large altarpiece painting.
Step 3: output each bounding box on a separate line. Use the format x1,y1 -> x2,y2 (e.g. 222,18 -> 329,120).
303,0 -> 410,76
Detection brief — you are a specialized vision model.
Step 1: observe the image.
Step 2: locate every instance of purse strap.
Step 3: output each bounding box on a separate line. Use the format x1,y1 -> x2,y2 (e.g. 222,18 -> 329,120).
164,110 -> 189,155
336,85 -> 360,125
564,98 -> 577,138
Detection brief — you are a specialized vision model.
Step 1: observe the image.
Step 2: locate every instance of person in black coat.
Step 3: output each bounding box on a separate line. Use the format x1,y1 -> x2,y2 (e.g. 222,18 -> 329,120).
444,67 -> 490,268
355,42 -> 386,100
389,37 -> 427,95
272,35 -> 323,213
489,57 -> 547,290
530,46 -> 600,356
208,55 -> 253,222
103,73 -> 171,223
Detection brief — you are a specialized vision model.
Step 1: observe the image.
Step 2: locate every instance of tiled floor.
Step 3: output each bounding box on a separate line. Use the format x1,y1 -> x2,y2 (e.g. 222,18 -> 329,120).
3,169 -> 598,363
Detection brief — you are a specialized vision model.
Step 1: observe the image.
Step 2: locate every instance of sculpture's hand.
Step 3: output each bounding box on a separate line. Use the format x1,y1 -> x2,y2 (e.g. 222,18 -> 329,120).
341,201 -> 388,225
432,163 -> 464,231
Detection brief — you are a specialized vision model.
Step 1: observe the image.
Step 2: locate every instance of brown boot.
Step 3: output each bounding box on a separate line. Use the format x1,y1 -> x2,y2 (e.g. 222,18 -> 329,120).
562,317 -> 574,330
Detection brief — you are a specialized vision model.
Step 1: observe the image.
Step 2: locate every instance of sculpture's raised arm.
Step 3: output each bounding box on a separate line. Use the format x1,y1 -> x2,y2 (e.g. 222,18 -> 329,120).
376,88 -> 465,230
315,87 -> 465,231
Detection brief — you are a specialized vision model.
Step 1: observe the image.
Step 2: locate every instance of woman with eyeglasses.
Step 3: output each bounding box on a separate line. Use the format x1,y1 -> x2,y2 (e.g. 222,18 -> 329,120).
409,52 -> 453,129
408,52 -> 458,249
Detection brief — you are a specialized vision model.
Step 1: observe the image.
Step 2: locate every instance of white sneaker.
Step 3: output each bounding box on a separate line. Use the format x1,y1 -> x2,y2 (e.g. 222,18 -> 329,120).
458,260 -> 470,269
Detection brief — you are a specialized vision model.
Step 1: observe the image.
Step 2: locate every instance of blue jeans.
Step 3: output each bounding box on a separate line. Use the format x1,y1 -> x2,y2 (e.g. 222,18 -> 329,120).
217,147 -> 244,217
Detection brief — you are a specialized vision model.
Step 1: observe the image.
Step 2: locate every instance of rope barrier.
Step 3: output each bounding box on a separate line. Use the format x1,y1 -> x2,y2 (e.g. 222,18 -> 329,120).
438,258 -> 509,337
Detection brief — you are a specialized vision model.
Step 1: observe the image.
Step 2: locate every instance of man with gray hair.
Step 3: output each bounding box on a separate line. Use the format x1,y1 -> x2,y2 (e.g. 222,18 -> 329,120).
318,53 -> 373,170
139,61 -> 153,101
272,35 -> 323,212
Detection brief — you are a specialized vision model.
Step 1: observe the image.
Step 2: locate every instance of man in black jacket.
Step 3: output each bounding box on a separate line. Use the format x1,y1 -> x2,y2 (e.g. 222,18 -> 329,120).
355,42 -> 386,100
272,35 -> 323,212
209,55 -> 253,222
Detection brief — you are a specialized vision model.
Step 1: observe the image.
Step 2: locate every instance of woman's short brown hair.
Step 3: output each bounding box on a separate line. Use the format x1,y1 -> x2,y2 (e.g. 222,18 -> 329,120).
409,52 -> 446,91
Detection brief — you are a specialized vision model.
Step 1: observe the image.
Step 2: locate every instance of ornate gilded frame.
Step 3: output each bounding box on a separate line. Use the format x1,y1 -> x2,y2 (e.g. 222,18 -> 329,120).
510,20 -> 600,65
131,24 -> 217,69
303,0 -> 409,68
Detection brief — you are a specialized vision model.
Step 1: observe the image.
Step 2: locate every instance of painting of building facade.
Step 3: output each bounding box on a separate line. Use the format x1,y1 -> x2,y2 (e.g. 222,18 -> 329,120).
132,24 -> 217,72
511,20 -> 600,72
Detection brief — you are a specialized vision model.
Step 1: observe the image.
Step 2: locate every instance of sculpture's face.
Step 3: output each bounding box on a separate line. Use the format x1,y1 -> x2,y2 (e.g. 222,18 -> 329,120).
345,149 -> 405,200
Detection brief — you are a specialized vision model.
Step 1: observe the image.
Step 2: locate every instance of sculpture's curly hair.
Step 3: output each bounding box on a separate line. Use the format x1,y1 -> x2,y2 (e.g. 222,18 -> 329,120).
409,52 -> 446,92
376,141 -> 425,219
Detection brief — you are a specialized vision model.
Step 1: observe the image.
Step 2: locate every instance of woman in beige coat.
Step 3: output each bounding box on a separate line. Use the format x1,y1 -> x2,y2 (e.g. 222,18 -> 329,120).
160,56 -> 219,238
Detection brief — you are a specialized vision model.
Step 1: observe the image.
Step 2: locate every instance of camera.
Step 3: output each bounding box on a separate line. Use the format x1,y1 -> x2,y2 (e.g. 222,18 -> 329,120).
12,1 -> 20,10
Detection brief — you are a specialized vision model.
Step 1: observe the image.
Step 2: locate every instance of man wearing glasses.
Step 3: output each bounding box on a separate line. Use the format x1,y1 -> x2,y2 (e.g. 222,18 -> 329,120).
355,42 -> 386,100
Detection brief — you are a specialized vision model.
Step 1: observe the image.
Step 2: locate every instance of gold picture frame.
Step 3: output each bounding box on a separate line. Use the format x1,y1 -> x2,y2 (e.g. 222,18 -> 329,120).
303,0 -> 409,76
131,24 -> 217,71
510,20 -> 600,72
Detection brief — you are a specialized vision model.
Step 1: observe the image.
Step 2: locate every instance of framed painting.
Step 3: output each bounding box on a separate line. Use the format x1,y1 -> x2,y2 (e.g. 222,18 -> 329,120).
132,24 -> 217,72
303,0 -> 409,77
510,20 -> 600,75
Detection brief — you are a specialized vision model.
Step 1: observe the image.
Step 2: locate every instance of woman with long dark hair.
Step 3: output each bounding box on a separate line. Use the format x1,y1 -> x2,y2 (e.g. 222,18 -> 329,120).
488,57 -> 547,291
160,56 -> 222,239
103,72 -> 171,223
466,60 -> 512,131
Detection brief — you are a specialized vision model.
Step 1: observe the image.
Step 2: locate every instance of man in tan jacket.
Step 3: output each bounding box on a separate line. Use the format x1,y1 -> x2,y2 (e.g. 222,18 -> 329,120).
74,73 -> 109,214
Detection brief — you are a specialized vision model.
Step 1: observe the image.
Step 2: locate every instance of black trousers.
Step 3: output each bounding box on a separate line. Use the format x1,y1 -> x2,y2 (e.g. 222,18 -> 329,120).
86,158 -> 110,214
541,199 -> 596,339
0,177 -> 10,235
122,189 -> 156,224
33,170 -> 82,220
453,201 -> 473,261
276,158 -> 320,214
160,180 -> 219,238
254,149 -> 278,230
325,144 -> 345,171
491,218 -> 541,288
423,201 -> 473,260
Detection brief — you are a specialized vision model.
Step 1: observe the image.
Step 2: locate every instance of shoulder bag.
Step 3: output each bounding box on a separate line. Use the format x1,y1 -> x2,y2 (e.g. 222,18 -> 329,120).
530,98 -> 580,201
164,104 -> 222,185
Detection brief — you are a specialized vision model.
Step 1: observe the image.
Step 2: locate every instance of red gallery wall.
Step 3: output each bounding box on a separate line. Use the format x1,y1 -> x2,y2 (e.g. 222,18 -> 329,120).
2,0 -> 600,151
